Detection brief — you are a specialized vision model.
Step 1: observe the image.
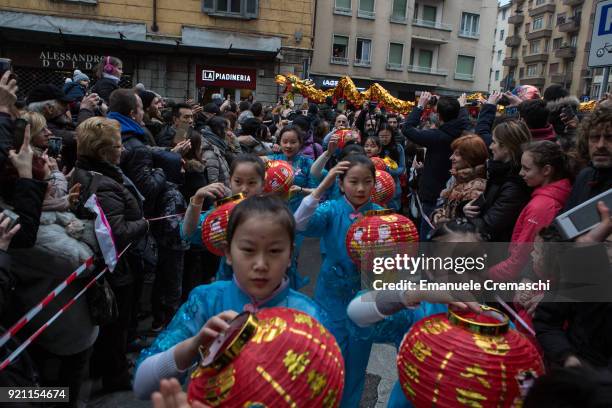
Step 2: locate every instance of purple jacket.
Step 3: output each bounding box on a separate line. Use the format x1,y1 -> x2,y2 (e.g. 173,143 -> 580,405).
299,131 -> 323,160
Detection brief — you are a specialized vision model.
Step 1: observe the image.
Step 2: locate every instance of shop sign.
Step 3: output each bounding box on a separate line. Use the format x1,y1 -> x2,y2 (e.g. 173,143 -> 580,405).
39,51 -> 105,70
196,65 -> 257,89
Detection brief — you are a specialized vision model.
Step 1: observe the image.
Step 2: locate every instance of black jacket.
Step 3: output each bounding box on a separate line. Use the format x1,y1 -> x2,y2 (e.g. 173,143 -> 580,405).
156,124 -> 176,148
0,250 -> 13,317
470,160 -> 531,242
91,77 -> 119,104
474,103 -> 496,146
46,108 -> 95,171
402,107 -> 471,203
563,166 -> 612,212
120,131 -> 167,216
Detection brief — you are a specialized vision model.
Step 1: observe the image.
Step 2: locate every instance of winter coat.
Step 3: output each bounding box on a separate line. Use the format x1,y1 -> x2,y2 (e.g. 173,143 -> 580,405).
470,161 -> 531,242
474,103 -> 497,146
546,96 -> 580,148
91,77 -> 119,104
530,125 -> 556,142
180,159 -> 208,201
62,81 -> 86,102
201,129 -> 231,186
9,211 -> 99,355
155,124 -> 176,148
564,166 -> 612,212
46,108 -> 95,171
71,157 -> 149,286
0,250 -> 13,316
402,107 -> 471,203
299,130 -> 323,160
144,117 -> 164,143
108,111 -> 167,216
488,178 -> 571,282
432,165 -> 486,225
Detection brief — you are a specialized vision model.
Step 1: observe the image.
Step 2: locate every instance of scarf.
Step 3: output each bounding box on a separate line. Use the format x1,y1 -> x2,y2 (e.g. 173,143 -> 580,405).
107,111 -> 145,136
102,73 -> 120,84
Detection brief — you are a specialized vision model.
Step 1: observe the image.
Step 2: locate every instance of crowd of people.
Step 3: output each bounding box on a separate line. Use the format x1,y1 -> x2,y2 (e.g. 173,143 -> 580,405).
0,54 -> 610,408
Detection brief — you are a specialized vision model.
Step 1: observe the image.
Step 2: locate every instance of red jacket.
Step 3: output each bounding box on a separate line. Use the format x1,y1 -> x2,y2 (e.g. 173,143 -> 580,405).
489,178 -> 571,282
530,125 -> 556,142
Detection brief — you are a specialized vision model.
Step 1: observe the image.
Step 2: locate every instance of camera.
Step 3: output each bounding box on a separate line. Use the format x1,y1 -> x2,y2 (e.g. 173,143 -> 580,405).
47,136 -> 63,158
0,58 -> 15,81
498,95 -> 511,107
0,204 -> 20,232
427,95 -> 438,107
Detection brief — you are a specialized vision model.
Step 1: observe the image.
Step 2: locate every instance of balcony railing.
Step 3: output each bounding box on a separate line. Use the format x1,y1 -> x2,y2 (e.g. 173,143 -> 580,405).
558,16 -> 580,32
354,58 -> 371,67
412,19 -> 453,31
454,72 -> 475,81
523,53 -> 549,63
555,46 -> 576,59
508,13 -> 524,24
333,6 -> 352,16
386,62 -> 404,71
563,0 -> 584,5
551,73 -> 572,84
458,30 -> 480,39
505,36 -> 521,47
503,57 -> 519,67
407,65 -> 449,76
529,3 -> 556,17
526,29 -> 552,40
357,9 -> 375,19
521,76 -> 546,86
330,56 -> 349,65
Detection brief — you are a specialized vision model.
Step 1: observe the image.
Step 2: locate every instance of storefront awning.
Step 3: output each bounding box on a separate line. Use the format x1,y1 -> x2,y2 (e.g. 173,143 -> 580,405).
0,11 -> 281,58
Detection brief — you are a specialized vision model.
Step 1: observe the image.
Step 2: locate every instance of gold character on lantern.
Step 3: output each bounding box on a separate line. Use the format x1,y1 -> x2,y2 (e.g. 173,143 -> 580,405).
283,350 -> 311,381
203,365 -> 236,406
322,389 -> 338,408
306,370 -> 328,398
410,340 -> 432,363
294,313 -> 314,328
252,317 -> 287,344
460,365 -> 491,389
455,387 -> 487,407
420,318 -> 451,335
473,334 -> 511,356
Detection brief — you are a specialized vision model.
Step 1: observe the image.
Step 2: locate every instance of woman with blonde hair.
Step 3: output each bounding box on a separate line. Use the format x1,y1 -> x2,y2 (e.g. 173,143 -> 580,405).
464,118 -> 532,242
71,116 -> 149,391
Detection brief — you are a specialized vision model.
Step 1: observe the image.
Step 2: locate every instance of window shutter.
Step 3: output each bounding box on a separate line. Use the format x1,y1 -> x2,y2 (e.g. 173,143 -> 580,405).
203,0 -> 214,12
360,0 -> 374,12
389,43 -> 403,65
336,0 -> 351,9
456,55 -> 475,75
392,0 -> 406,19
245,0 -> 258,18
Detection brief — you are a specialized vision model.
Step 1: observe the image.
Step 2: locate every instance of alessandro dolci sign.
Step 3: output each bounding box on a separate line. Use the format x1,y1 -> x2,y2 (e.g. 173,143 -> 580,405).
195,65 -> 257,89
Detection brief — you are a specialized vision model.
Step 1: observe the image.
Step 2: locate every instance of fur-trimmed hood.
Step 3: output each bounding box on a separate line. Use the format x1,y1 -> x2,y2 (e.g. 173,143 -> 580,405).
546,96 -> 580,114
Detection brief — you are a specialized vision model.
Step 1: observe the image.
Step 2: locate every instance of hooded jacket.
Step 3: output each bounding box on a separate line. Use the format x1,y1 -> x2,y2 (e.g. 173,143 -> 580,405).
488,178 -> 572,282
201,128 -> 231,186
402,107 -> 471,203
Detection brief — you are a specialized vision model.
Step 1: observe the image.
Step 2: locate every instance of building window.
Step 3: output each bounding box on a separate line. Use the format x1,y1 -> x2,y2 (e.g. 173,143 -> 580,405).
549,63 -> 559,74
334,0 -> 351,15
535,0 -> 545,5
202,0 -> 258,18
530,40 -> 540,54
500,29 -> 505,40
358,0 -> 375,19
502,8 -> 507,20
557,12 -> 566,26
533,16 -> 543,30
455,55 -> 475,80
497,50 -> 502,61
553,37 -> 562,50
423,5 -> 437,24
387,42 -> 404,70
332,35 -> 349,64
391,0 -> 407,22
570,35 -> 578,47
527,64 -> 538,77
495,70 -> 500,81
418,49 -> 433,69
355,38 -> 372,66
460,13 -> 480,38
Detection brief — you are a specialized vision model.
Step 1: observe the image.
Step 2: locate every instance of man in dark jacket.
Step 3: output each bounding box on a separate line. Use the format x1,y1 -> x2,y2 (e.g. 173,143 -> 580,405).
26,84 -> 98,170
402,92 -> 471,237
107,89 -> 167,217
534,106 -> 612,372
518,99 -> 556,142
156,103 -> 193,148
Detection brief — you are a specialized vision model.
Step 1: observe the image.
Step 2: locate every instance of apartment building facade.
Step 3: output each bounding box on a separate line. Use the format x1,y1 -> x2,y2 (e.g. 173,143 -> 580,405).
0,0 -> 315,103
502,0 -> 598,97
489,1 -> 512,92
310,0 -> 497,100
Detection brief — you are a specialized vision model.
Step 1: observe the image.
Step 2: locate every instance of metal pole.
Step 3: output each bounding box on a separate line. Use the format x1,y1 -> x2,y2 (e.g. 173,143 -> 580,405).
599,66 -> 610,99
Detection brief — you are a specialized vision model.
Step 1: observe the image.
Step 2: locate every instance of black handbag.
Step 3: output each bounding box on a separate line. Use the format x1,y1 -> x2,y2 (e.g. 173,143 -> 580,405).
87,275 -> 119,326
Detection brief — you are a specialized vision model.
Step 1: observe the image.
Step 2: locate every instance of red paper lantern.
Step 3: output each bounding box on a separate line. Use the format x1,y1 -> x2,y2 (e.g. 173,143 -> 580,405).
188,307 -> 345,408
264,160 -> 295,194
397,307 -> 545,407
345,209 -> 419,265
333,128 -> 353,149
370,157 -> 387,171
201,194 -> 245,256
371,170 -> 395,206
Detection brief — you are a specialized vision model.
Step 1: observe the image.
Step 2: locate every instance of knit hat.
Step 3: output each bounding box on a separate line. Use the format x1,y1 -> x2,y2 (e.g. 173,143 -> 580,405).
137,90 -> 157,110
73,70 -> 89,83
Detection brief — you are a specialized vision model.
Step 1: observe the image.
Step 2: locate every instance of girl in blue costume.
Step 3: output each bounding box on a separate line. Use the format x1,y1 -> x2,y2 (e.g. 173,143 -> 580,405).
180,154 -> 307,289
378,123 -> 406,212
294,154 -> 383,407
133,195 -> 329,399
268,125 -> 323,212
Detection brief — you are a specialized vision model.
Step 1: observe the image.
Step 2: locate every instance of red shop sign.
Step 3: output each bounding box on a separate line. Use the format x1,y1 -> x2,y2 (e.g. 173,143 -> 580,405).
195,65 -> 257,90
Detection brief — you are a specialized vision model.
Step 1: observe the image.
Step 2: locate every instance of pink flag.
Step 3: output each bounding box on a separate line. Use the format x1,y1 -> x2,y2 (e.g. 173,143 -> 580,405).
85,194 -> 119,272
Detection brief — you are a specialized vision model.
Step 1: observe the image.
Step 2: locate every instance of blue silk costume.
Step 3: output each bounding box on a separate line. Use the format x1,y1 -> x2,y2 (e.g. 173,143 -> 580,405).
136,279 -> 329,369
298,196 -> 383,408
179,211 -> 307,289
381,144 -> 406,212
